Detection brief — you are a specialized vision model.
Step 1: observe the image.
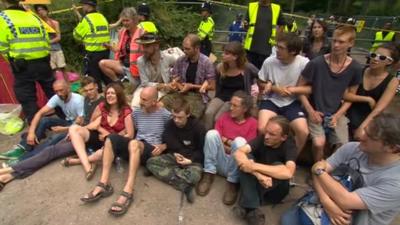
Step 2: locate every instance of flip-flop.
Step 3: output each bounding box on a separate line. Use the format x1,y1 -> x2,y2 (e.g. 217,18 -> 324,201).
108,191 -> 134,216
80,182 -> 113,203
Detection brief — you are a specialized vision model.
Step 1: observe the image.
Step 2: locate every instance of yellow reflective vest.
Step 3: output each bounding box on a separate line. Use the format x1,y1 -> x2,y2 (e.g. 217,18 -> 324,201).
138,21 -> 158,34
244,2 -> 281,50
73,12 -> 110,52
370,31 -> 395,52
0,9 -> 49,60
284,21 -> 298,33
197,16 -> 214,41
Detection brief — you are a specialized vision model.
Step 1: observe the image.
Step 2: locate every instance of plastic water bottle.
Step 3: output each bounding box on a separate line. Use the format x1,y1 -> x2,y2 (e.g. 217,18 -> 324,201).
115,157 -> 124,173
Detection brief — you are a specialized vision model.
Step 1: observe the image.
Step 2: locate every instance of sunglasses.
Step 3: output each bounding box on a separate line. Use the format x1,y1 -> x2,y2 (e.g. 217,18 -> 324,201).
368,52 -> 393,62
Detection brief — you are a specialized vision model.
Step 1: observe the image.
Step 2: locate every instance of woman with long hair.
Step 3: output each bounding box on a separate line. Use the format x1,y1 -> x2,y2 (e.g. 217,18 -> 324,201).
302,19 -> 330,60
345,42 -> 399,140
67,82 -> 134,180
203,41 -> 258,130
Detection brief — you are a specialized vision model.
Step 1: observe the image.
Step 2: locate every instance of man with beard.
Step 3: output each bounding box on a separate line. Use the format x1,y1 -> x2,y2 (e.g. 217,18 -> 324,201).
0,80 -> 84,164
131,33 -> 176,107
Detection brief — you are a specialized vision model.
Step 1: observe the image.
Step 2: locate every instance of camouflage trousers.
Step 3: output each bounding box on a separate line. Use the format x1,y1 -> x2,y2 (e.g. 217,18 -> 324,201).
160,92 -> 206,119
146,153 -> 203,192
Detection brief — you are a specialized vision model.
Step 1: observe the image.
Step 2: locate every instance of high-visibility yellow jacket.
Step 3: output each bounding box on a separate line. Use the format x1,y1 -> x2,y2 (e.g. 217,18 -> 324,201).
244,2 -> 281,50
370,31 -> 395,52
197,16 -> 214,41
0,9 -> 49,60
284,21 -> 298,33
138,21 -> 158,34
73,12 -> 110,52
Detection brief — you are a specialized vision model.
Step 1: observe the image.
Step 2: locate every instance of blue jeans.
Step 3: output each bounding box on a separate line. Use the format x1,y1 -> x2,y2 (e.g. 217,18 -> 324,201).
19,132 -> 68,161
280,205 -> 301,225
203,129 -> 246,183
19,117 -> 71,151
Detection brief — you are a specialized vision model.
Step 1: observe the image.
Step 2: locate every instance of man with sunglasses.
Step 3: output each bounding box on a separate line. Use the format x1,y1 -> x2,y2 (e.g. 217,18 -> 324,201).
297,26 -> 363,162
281,113 -> 400,225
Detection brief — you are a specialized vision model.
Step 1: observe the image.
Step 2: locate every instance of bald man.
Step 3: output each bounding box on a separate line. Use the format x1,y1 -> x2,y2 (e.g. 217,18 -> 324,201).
1,80 -> 84,163
80,86 -> 171,216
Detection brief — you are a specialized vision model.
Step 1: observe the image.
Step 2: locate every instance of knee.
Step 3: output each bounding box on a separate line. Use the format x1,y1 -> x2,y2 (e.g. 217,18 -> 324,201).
68,124 -> 81,134
313,138 -> 325,149
231,137 -> 247,153
128,140 -> 141,155
205,129 -> 220,140
98,59 -> 107,68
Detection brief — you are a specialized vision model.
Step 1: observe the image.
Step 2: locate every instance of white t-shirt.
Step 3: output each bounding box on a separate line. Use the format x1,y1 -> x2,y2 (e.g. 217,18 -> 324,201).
46,93 -> 84,121
258,55 -> 309,107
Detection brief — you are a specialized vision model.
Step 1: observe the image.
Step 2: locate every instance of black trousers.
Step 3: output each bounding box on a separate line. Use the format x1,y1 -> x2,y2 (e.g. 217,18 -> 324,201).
84,50 -> 112,92
11,56 -> 54,124
200,39 -> 212,57
246,51 -> 269,70
238,170 -> 290,209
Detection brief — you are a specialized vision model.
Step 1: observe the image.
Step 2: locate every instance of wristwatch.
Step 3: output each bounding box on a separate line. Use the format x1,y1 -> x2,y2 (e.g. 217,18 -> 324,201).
314,168 -> 326,176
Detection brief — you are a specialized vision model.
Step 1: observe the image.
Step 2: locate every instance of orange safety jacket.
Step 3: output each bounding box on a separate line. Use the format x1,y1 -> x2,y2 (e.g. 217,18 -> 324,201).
114,27 -> 144,78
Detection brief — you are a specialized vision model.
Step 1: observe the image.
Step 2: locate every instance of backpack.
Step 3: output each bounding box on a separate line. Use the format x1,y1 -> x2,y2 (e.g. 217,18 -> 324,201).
298,158 -> 364,225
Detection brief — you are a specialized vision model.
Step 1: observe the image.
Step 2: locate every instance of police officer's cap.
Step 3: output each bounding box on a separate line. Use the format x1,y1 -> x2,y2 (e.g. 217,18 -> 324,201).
135,33 -> 159,45
137,3 -> 151,17
79,0 -> 97,7
201,2 -> 212,13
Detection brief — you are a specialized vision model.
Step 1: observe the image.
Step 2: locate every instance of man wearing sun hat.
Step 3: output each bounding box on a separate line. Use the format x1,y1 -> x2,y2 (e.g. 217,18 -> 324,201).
131,33 -> 176,107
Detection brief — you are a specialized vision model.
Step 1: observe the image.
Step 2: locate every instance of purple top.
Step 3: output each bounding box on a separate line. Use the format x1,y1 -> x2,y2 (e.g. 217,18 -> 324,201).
172,53 -> 216,102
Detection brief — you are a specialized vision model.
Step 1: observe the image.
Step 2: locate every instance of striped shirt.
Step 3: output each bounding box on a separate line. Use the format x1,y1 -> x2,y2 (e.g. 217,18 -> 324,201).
133,106 -> 171,145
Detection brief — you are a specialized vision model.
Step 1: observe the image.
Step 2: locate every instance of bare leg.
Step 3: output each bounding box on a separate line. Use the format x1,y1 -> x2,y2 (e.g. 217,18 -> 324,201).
82,139 -> 115,198
0,167 -> 14,176
111,140 -> 143,211
0,173 -> 15,185
69,125 -> 91,172
257,109 -> 277,134
312,136 -> 326,162
65,149 -> 103,165
290,118 -> 310,155
99,59 -> 124,81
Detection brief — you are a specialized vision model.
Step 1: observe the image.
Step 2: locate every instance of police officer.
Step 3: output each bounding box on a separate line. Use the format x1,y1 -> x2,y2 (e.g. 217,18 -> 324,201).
243,0 -> 285,69
197,2 -> 214,57
0,0 -> 54,124
137,2 -> 158,34
73,0 -> 111,91
371,22 -> 396,52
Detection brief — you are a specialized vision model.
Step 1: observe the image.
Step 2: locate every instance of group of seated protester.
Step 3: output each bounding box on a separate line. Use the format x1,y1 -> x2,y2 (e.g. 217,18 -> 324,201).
1,20 -> 400,225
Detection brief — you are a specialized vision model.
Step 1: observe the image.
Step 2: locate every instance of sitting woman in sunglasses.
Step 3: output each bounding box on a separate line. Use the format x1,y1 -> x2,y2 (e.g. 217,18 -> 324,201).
66,82 -> 134,180
345,42 -> 399,140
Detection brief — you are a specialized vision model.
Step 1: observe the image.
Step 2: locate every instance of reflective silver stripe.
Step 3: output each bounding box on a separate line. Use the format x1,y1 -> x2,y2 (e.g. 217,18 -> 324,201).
87,33 -> 110,38
84,42 -> 106,46
130,61 -> 137,65
12,46 -> 49,53
0,41 -> 8,46
9,37 -> 47,44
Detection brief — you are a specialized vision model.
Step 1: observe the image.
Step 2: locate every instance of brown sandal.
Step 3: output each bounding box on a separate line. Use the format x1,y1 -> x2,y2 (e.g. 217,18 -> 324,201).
0,182 -> 5,192
108,191 -> 134,216
60,157 -> 71,167
80,182 -> 113,203
85,163 -> 98,181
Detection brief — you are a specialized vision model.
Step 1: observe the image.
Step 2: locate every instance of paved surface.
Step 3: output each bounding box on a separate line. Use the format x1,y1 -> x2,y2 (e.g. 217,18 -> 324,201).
1,52 -> 400,225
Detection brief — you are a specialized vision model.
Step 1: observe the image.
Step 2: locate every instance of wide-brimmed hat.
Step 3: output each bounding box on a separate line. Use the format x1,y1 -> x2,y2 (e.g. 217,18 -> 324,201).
79,0 -> 97,6
135,33 -> 160,45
